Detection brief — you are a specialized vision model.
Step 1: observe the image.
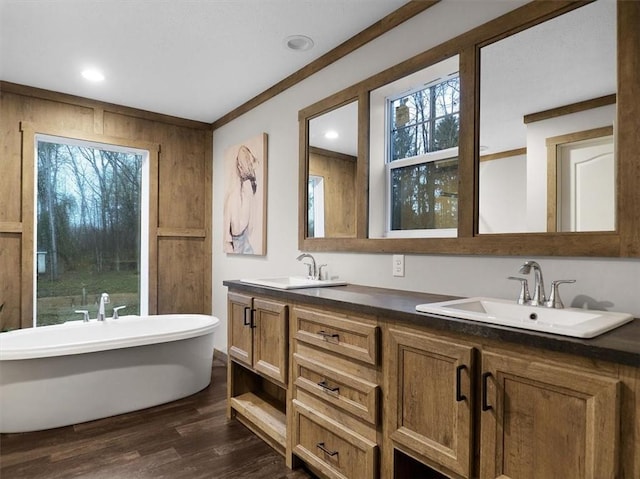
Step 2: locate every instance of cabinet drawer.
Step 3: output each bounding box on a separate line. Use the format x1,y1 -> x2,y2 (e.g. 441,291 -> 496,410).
293,400 -> 377,479
293,307 -> 379,365
294,353 -> 379,425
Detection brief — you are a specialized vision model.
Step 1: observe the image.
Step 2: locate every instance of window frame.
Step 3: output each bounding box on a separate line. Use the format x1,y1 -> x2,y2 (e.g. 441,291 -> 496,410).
383,72 -> 460,239
33,133 -> 151,326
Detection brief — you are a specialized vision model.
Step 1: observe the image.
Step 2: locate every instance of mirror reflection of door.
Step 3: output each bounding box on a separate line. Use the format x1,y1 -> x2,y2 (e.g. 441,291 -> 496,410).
557,135 -> 614,232
478,0 -> 616,234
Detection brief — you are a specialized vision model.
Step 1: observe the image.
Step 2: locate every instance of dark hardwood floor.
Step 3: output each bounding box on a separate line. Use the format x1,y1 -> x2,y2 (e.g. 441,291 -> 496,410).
0,359 -> 315,479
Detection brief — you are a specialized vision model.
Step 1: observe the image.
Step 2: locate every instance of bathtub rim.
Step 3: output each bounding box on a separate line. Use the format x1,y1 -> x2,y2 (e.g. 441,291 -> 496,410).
0,314 -> 219,361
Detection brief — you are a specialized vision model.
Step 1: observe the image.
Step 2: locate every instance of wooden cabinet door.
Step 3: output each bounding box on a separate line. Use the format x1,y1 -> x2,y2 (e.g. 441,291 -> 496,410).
253,297 -> 288,385
480,351 -> 620,479
388,328 -> 474,478
228,292 -> 253,367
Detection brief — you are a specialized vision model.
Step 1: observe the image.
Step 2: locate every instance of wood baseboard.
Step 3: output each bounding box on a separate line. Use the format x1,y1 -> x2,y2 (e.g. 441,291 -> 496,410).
213,348 -> 228,364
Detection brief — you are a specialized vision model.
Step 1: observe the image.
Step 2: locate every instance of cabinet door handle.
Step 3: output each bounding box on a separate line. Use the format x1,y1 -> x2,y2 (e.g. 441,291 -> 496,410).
243,306 -> 251,326
317,380 -> 340,395
318,330 -> 339,341
249,308 -> 256,329
482,371 -> 492,411
455,364 -> 467,402
316,442 -> 338,457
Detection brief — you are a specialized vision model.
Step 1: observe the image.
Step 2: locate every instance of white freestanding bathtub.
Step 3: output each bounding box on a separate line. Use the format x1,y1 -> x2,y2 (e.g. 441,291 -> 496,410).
0,314 -> 219,433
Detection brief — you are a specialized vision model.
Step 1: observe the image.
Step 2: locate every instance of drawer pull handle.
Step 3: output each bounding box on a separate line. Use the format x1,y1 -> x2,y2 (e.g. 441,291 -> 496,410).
317,380 -> 340,395
318,330 -> 340,341
455,364 -> 467,402
243,307 -> 251,326
316,442 -> 338,457
482,371 -> 492,411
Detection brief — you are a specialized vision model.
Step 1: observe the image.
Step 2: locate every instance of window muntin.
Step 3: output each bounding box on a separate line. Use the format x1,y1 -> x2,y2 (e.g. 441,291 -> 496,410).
389,75 -> 460,162
35,136 -> 148,326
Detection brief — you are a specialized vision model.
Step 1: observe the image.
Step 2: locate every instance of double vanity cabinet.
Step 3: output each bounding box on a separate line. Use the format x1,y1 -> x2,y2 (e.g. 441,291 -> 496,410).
223,281 -> 640,479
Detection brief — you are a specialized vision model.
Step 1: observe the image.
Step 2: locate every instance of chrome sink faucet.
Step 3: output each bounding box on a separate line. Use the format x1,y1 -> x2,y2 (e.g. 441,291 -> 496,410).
297,253 -> 318,280
511,261 -> 576,309
98,292 -> 110,321
296,253 -> 327,280
518,260 -> 546,306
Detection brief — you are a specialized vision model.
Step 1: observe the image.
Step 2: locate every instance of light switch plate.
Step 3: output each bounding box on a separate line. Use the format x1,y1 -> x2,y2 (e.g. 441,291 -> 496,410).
393,254 -> 405,277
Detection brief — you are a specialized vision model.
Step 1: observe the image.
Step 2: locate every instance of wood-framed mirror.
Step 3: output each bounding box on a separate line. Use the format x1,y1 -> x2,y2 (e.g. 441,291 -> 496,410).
298,86 -> 369,245
298,0 -> 639,257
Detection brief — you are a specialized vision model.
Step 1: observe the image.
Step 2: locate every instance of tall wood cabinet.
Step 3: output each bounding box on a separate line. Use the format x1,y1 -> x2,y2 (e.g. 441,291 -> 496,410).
227,292 -> 289,456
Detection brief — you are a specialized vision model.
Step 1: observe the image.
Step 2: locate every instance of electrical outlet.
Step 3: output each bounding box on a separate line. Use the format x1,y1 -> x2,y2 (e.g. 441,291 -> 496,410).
392,254 -> 405,277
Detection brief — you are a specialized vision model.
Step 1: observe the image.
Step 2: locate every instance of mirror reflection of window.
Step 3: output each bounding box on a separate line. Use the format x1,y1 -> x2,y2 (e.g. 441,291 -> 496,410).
35,136 -> 149,326
369,55 -> 459,238
479,0 -> 616,234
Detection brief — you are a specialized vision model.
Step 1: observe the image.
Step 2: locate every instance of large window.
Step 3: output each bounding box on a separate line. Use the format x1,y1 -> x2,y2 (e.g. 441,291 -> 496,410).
368,56 -> 460,239
388,75 -> 459,234
35,136 -> 148,326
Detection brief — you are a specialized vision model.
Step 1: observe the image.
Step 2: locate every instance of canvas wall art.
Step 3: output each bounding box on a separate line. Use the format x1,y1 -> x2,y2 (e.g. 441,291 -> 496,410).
223,133 -> 267,255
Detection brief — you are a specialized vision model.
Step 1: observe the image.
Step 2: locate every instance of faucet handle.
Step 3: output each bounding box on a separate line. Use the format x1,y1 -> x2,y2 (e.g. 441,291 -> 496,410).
544,280 -> 576,309
318,264 -> 327,280
112,305 -> 127,319
507,276 -> 531,304
75,310 -> 89,322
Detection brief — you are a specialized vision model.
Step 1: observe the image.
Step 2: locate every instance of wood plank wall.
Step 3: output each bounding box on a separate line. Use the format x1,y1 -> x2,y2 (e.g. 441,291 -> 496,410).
0,83 -> 212,331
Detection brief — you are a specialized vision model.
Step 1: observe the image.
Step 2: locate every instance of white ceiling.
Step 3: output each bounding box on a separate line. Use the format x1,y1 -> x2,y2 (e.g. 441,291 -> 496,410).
0,0 -> 408,123
480,0 -> 616,154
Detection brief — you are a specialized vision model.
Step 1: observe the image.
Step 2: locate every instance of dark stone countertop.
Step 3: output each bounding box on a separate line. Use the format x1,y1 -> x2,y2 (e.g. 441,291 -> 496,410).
223,280 -> 640,368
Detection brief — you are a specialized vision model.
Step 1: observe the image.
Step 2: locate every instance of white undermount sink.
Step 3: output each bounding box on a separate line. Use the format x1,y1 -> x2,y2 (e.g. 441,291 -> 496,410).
240,276 -> 347,290
416,297 -> 634,338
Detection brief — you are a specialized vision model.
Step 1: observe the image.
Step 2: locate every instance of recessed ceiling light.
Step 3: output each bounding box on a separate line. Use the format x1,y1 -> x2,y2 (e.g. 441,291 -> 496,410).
81,68 -> 105,82
284,35 -> 314,52
324,130 -> 339,140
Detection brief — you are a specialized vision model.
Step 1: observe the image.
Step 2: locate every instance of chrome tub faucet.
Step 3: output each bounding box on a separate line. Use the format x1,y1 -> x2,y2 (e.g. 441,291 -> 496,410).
98,293 -> 110,321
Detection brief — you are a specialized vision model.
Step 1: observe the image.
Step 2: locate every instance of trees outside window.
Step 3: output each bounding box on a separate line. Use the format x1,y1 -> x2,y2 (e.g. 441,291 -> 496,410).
36,139 -> 145,326
387,76 -> 459,234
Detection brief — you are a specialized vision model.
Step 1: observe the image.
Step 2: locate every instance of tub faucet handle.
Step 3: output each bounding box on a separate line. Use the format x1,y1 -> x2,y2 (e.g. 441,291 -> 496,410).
112,305 -> 127,319
75,310 -> 89,323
